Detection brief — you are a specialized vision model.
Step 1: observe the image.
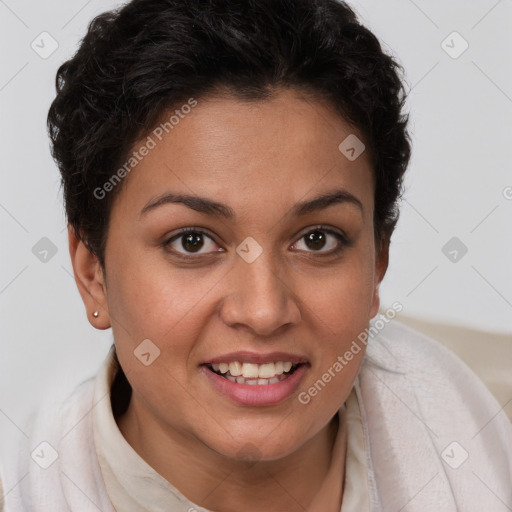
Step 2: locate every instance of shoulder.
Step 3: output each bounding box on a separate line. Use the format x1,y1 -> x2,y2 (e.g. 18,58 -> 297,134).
2,364 -> 111,511
368,318 -> 466,367
365,318 -> 504,396
363,318 -> 511,429
357,319 -> 512,510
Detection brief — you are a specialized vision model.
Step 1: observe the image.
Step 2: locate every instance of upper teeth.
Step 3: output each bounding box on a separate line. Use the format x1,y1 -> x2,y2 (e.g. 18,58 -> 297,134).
211,361 -> 294,379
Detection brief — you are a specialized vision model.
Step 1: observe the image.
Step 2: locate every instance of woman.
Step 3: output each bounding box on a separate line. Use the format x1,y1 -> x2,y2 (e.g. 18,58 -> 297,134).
3,0 -> 511,510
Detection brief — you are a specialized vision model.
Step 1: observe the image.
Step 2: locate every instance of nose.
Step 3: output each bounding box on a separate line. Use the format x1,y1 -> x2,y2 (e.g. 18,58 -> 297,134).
219,248 -> 302,337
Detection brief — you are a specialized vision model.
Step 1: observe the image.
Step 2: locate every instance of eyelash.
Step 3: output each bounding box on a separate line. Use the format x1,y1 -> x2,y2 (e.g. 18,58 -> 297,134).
163,225 -> 350,261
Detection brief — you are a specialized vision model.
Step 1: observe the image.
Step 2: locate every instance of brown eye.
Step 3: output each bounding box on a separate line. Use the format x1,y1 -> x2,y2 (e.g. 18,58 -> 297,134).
181,232 -> 205,253
292,227 -> 347,255
165,228 -> 222,257
304,230 -> 327,251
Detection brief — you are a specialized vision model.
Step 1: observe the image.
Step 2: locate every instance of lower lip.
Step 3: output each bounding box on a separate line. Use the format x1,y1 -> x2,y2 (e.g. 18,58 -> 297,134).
201,364 -> 308,406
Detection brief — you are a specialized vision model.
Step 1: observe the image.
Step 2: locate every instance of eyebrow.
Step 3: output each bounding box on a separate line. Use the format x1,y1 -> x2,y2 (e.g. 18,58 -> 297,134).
140,188 -> 363,219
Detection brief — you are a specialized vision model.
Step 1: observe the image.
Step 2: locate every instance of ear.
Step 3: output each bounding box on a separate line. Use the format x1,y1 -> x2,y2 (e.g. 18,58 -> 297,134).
68,226 -> 111,329
369,240 -> 389,318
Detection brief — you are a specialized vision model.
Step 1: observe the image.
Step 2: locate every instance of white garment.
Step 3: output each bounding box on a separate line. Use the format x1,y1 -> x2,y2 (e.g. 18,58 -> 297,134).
3,320 -> 512,511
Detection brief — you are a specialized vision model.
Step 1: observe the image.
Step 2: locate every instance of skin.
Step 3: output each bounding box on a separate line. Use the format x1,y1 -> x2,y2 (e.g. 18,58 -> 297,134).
69,87 -> 388,511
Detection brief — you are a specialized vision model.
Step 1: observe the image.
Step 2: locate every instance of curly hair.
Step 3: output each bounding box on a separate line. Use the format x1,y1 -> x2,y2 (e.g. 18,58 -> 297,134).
48,0 -> 411,268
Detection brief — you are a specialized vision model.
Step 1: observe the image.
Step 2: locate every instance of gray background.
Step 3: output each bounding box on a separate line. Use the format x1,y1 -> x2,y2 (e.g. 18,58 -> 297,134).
1,0 -> 511,467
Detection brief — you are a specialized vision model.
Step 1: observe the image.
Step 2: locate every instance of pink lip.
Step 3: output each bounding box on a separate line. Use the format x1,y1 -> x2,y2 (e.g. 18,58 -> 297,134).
201,363 -> 309,406
202,351 -> 309,365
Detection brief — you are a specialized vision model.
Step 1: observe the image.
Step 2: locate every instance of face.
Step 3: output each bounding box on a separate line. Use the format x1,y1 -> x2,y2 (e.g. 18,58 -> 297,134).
74,88 -> 386,462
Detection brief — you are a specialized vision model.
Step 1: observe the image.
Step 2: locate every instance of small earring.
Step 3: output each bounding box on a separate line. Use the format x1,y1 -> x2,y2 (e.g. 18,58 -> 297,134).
92,311 -> 99,318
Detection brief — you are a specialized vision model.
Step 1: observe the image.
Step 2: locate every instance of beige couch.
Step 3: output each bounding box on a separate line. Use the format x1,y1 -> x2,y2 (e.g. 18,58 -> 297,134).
396,315 -> 512,423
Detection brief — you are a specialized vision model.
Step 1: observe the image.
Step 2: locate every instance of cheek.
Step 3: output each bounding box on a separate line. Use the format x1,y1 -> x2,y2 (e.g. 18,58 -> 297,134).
105,247 -> 219,339
103,252 -> 227,408
298,244 -> 376,395
105,259 -> 212,420
305,254 -> 376,328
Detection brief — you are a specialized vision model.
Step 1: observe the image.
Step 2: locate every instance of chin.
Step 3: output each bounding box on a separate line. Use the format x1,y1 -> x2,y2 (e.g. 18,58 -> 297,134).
205,429 -> 304,464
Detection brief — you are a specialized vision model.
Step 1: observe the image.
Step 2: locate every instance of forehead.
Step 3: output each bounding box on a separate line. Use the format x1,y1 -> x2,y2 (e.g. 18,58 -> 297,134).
113,88 -> 374,222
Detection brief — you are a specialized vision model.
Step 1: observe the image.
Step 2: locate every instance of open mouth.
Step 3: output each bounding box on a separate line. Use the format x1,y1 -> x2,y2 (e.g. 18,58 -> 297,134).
205,362 -> 303,385
201,358 -> 309,405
